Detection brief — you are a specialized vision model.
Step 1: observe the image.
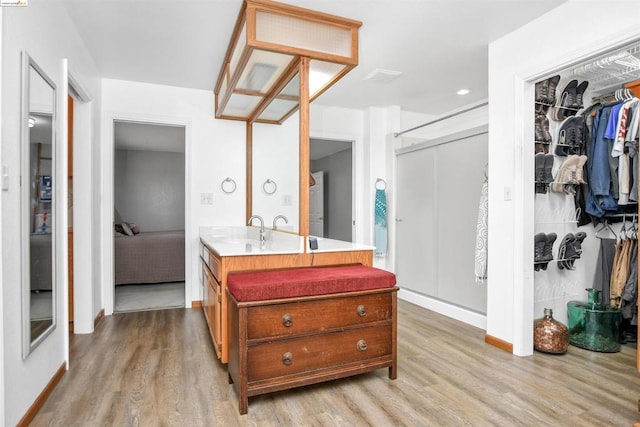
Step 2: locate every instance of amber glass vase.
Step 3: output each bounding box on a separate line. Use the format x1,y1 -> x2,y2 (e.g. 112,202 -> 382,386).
533,308 -> 569,354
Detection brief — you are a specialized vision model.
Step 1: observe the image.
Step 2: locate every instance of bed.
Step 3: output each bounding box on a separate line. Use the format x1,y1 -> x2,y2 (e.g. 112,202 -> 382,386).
114,230 -> 185,285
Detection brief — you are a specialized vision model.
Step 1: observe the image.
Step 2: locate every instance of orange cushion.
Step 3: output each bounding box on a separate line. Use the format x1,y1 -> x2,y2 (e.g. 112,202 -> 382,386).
227,265 -> 396,302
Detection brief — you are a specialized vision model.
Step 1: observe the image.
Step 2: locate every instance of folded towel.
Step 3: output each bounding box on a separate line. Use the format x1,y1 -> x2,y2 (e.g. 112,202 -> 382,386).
375,188 -> 387,258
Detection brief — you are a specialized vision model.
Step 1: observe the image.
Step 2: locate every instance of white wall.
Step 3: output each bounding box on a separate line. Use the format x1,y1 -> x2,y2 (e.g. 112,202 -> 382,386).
1,1 -> 101,424
488,0 -> 640,356
253,116 -> 299,231
114,149 -> 185,232
101,78 -> 246,313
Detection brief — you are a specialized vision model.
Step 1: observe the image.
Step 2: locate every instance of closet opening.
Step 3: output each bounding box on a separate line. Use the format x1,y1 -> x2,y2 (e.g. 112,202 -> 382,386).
112,121 -> 186,313
532,40 -> 640,358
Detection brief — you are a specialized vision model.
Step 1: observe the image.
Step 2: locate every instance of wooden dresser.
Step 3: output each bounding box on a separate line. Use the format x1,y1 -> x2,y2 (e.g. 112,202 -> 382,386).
226,266 -> 398,414
199,238 -> 374,363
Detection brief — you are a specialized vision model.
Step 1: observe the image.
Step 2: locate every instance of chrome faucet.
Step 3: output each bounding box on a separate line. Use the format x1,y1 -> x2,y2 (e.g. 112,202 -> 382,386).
273,215 -> 288,230
248,215 -> 265,244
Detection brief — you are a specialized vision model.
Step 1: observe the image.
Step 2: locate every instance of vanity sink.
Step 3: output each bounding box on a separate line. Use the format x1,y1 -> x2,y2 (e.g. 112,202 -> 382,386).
200,226 -> 303,256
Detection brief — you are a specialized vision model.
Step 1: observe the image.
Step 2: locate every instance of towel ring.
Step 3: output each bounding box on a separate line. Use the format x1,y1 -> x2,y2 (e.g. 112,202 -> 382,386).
263,179 -> 277,195
375,178 -> 386,190
221,177 -> 237,194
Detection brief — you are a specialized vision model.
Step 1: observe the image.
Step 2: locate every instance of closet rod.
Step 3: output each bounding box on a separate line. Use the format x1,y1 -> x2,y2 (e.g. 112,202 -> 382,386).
393,100 -> 488,138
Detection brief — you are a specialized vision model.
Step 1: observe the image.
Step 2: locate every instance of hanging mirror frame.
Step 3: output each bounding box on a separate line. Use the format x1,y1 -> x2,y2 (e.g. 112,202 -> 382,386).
21,51 -> 57,358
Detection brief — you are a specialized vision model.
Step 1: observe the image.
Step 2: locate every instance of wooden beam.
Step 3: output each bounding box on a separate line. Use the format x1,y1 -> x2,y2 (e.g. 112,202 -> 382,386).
299,57 -> 310,237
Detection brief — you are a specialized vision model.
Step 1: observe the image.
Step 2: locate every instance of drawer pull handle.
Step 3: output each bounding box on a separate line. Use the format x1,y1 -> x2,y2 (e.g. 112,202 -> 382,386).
282,352 -> 293,365
357,305 -> 367,317
357,339 -> 368,351
282,314 -> 293,327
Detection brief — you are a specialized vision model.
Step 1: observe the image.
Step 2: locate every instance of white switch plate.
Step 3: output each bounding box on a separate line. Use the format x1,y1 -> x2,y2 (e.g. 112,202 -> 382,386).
503,186 -> 512,201
1,164 -> 8,191
200,193 -> 213,205
282,195 -> 292,206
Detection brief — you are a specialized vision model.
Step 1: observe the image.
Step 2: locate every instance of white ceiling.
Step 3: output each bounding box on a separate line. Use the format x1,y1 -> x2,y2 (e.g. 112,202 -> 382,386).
61,0 -> 566,116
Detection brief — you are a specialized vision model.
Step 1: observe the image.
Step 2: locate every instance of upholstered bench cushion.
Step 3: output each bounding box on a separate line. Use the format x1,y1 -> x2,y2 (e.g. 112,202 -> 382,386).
227,265 -> 396,302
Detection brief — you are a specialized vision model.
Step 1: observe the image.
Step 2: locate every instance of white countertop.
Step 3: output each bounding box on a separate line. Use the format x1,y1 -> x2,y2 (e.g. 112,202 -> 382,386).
307,236 -> 375,253
199,226 -> 375,257
199,226 -> 303,257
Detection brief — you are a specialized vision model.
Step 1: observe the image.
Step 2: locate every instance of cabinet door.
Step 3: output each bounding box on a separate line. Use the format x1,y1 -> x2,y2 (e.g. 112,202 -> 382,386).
210,278 -> 222,357
201,261 -> 210,323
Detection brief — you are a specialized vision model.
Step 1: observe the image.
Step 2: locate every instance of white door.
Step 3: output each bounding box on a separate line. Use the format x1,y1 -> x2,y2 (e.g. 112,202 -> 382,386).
396,132 -> 488,313
309,171 -> 324,237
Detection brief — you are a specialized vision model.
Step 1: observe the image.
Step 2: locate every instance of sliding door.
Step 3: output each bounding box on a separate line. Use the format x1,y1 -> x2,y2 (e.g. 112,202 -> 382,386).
396,130 -> 488,313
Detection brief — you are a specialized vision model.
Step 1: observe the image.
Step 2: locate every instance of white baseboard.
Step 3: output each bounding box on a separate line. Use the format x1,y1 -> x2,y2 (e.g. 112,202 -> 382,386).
398,289 -> 487,330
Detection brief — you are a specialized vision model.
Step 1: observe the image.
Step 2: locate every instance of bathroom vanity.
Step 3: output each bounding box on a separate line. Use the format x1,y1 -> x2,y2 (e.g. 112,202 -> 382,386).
199,226 -> 374,363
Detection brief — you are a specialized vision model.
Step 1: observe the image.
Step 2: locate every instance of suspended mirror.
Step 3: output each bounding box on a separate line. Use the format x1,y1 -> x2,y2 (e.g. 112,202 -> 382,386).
21,52 -> 57,358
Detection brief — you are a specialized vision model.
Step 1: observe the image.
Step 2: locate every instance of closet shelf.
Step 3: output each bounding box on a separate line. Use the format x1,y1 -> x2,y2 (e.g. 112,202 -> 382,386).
569,42 -> 640,94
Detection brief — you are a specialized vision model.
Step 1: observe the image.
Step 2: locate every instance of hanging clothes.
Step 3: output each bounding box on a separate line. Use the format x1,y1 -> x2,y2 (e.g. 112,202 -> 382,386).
621,239 -> 638,323
474,172 -> 488,283
593,237 -> 616,306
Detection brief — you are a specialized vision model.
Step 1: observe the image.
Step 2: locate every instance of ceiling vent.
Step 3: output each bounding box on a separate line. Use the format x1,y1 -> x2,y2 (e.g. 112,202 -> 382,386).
363,68 -> 403,83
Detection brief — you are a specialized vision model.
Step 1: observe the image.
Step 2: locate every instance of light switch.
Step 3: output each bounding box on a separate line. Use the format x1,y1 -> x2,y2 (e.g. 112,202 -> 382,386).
200,193 -> 213,205
503,186 -> 512,201
282,195 -> 292,206
2,164 -> 9,191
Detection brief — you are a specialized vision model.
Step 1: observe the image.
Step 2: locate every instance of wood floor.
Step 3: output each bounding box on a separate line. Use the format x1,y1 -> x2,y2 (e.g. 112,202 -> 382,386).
30,300 -> 640,426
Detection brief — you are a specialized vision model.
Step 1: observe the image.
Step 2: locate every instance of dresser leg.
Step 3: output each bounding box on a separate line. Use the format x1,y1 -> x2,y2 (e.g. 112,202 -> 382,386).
239,392 -> 248,415
389,363 -> 397,380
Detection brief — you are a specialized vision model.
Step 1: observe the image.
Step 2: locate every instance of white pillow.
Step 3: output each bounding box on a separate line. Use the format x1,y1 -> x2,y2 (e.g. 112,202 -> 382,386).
121,222 -> 134,236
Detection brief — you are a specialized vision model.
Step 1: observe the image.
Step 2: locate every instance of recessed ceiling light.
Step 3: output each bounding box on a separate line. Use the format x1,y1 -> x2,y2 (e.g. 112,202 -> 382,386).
457,88 -> 470,96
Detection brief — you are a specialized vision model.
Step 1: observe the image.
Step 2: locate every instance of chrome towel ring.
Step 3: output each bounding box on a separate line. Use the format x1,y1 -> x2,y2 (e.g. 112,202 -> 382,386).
221,177 -> 237,194
263,179 -> 277,195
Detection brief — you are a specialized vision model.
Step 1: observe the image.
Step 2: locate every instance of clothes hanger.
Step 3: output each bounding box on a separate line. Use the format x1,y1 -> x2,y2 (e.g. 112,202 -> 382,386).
594,220 -> 617,239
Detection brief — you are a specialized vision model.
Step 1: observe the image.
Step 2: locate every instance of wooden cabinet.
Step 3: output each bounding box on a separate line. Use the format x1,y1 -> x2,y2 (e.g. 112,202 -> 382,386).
228,288 -> 397,414
200,245 -> 223,358
199,238 -> 373,363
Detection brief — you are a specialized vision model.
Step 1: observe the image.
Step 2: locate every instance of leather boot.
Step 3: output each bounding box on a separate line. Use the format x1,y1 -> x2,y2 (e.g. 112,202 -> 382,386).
539,232 -> 557,270
547,75 -> 561,105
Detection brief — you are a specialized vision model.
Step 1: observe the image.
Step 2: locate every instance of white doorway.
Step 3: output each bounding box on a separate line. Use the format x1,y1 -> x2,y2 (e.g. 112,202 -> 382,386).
112,121 -> 186,313
310,138 -> 353,242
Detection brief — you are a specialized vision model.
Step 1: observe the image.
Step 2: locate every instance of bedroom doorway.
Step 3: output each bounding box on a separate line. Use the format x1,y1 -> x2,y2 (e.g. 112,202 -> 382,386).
113,121 -> 186,312
309,138 -> 354,241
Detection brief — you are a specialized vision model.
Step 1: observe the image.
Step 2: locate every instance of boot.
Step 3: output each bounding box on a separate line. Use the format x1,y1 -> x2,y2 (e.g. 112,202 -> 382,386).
557,233 -> 573,270
571,116 -> 586,155
540,232 -> 557,271
552,80 -> 578,121
575,155 -> 588,184
565,231 -> 587,269
547,75 -> 561,105
555,117 -> 576,156
535,114 -> 546,142
534,233 -> 547,271
535,153 -> 546,194
543,154 -> 554,184
550,155 -> 580,193
572,81 -> 589,109
541,115 -> 552,143
535,79 -> 549,104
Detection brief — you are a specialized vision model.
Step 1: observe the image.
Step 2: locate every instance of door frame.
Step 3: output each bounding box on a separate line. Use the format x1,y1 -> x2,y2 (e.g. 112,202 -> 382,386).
102,112 -> 191,316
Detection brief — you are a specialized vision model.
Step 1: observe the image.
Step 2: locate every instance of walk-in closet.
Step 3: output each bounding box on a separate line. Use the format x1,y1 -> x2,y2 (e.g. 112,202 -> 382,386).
533,41 -> 640,355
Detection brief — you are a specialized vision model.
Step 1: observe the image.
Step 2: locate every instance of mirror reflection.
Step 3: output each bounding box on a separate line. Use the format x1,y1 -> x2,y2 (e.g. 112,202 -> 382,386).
22,53 -> 56,357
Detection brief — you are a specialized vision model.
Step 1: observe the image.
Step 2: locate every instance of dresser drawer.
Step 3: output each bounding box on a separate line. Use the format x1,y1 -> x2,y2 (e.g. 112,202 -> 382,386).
201,244 -> 221,282
247,292 -> 393,340
247,325 -> 392,382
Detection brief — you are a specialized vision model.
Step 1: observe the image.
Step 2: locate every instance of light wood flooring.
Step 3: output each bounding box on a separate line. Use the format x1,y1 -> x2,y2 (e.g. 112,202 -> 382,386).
30,300 -> 640,426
